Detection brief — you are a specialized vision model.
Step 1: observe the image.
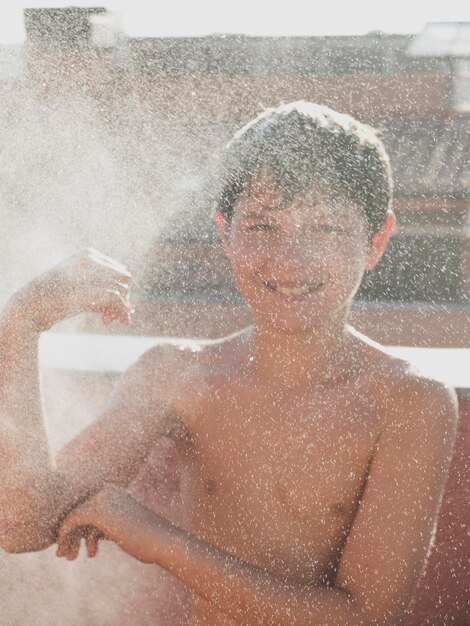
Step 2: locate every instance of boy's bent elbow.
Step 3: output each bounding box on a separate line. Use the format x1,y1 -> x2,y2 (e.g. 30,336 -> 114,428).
0,471 -> 71,553
0,519 -> 56,553
1,537 -> 53,554
0,498 -> 60,553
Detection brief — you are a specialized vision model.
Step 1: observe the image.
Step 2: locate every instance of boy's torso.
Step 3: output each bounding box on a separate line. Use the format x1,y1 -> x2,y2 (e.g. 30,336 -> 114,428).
154,329 -> 406,625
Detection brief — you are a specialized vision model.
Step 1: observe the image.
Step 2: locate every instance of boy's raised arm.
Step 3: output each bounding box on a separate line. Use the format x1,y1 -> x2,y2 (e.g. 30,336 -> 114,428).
0,249 -> 183,554
0,301 -> 63,552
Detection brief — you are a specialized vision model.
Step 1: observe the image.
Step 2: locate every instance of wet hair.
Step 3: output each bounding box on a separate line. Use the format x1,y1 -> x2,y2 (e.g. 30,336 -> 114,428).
216,101 -> 393,239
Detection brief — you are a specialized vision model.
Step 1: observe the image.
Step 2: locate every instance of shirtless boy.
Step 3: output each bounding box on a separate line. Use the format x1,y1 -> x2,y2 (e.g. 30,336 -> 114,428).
0,102 -> 457,625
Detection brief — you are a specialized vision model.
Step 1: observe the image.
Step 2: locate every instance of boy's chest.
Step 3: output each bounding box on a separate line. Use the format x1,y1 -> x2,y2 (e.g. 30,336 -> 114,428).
180,380 -> 380,563
189,379 -> 377,471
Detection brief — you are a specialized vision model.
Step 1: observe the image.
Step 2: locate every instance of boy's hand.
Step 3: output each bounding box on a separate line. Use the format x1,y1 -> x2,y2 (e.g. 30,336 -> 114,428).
7,248 -> 133,332
56,485 -> 151,561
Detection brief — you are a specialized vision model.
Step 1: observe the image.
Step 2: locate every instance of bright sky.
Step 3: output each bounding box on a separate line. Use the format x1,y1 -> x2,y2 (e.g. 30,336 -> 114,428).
0,0 -> 469,43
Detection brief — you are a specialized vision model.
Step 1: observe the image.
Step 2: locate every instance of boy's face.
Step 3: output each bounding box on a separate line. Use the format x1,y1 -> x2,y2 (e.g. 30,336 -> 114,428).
221,172 -> 376,332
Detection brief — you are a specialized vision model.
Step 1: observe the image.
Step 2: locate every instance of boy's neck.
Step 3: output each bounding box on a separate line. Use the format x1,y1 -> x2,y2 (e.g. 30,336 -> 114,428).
248,310 -> 355,387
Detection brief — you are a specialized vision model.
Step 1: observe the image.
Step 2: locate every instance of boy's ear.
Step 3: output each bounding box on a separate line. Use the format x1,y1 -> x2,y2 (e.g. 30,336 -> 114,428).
365,211 -> 396,271
215,210 -> 233,260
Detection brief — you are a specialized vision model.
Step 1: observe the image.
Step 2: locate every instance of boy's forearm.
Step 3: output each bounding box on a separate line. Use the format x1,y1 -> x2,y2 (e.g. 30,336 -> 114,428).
109,509 -> 363,626
0,297 -> 43,419
0,299 -> 60,551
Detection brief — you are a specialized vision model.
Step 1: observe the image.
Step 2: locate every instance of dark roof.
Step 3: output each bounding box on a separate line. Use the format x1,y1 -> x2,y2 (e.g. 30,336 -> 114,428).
377,117 -> 470,196
127,34 -> 447,77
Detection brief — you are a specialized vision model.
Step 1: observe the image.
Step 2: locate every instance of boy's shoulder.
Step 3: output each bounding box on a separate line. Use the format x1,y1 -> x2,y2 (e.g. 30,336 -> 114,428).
351,327 -> 458,432
133,327 -> 252,388
136,327 -> 457,433
131,329 -> 253,425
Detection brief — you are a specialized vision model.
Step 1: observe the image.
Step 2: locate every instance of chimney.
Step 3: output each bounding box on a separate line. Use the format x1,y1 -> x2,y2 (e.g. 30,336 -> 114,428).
24,7 -> 107,48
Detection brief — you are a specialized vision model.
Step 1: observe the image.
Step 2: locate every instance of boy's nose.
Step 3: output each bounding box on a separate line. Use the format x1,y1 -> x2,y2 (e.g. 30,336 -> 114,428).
271,232 -> 313,273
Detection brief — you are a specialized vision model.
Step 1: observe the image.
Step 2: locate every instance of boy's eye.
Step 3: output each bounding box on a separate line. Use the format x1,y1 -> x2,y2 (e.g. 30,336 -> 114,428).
247,223 -> 275,232
317,224 -> 345,234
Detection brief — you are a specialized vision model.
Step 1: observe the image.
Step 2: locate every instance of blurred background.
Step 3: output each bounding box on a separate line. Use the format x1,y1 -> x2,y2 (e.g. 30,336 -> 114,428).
0,2 -> 469,343
0,2 -> 468,625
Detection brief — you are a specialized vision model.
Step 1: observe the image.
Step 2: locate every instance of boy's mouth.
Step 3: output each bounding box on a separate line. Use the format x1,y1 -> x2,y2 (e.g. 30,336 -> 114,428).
262,280 -> 324,299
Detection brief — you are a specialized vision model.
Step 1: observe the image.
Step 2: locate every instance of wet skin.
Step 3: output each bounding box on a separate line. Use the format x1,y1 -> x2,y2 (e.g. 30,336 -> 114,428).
176,179 -> 392,623
221,175 -> 375,336
1,182 -> 457,625
94,179 -> 448,624
172,329 -> 401,625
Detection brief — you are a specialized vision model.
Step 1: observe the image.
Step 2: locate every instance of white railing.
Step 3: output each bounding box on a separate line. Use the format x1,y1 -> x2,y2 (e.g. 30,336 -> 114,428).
39,332 -> 470,390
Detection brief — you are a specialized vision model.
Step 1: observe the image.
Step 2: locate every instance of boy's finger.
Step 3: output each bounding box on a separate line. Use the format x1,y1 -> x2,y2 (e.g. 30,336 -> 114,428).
90,250 -> 131,278
97,291 -> 133,326
56,525 -> 71,556
86,529 -> 101,558
65,532 -> 82,560
57,525 -> 83,560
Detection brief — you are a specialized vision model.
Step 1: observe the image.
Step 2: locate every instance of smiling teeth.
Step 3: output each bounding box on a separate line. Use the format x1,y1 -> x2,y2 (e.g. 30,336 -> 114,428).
276,285 -> 310,295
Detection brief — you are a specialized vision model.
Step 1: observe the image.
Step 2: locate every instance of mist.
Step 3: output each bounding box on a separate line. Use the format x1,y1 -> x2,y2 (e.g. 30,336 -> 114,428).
0,7 -> 468,626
